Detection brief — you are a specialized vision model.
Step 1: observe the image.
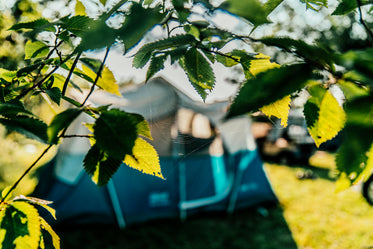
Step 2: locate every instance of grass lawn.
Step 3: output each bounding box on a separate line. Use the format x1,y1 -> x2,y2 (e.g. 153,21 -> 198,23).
56,152 -> 373,249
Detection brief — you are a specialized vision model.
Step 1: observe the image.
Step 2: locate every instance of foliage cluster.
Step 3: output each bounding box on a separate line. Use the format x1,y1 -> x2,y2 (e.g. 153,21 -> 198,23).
0,0 -> 373,248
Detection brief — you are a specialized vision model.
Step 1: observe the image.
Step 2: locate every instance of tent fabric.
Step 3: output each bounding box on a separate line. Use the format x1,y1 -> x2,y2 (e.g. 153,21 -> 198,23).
36,78 -> 277,227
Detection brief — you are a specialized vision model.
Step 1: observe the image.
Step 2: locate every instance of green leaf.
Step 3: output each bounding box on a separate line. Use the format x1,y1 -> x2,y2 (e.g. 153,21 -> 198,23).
79,58 -> 102,73
47,108 -> 83,144
16,59 -> 54,77
116,3 -> 165,51
336,96 -> 373,181
146,54 -> 167,82
0,116 -> 48,143
133,52 -> 152,69
259,37 -> 334,71
77,19 -> 116,51
338,48 -> 373,87
59,15 -> 95,38
9,18 -> 53,32
0,202 -> 41,249
337,80 -> 369,101
134,34 -> 196,63
264,0 -> 284,14
227,64 -> 312,118
24,41 -> 49,60
45,88 -> 62,105
124,138 -> 163,179
0,103 -> 33,118
182,48 -> 215,100
332,0 -> 370,15
0,69 -> 17,82
99,0 -> 108,5
83,145 -> 122,186
93,109 -> 139,160
304,86 -> 346,147
223,0 -> 271,27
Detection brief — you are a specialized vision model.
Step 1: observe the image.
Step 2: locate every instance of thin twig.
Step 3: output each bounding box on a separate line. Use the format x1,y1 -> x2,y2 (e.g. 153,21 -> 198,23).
81,46 -> 111,106
0,144 -> 54,203
0,126 -> 72,203
62,51 -> 82,96
356,0 -> 373,43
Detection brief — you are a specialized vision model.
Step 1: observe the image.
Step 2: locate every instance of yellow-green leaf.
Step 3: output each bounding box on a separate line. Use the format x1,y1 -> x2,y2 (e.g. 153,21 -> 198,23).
25,41 -> 49,60
335,172 -> 351,192
11,201 -> 41,249
354,143 -> 373,184
13,196 -> 56,220
82,64 -> 120,96
307,91 -> 346,147
75,0 -> 87,16
137,120 -> 152,140
250,53 -> 280,76
124,137 -> 163,179
99,0 -> 108,5
40,217 -> 60,249
260,95 -> 291,127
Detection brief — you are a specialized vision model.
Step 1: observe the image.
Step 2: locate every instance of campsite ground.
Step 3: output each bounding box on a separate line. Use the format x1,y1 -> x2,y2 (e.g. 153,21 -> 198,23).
56,151 -> 373,249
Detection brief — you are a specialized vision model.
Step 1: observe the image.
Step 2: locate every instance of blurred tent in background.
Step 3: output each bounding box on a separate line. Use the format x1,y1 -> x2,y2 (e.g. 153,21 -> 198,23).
35,77 -> 277,228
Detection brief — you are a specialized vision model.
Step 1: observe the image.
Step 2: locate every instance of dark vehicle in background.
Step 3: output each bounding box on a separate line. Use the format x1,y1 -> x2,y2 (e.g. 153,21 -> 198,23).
252,105 -> 341,166
252,107 -> 317,166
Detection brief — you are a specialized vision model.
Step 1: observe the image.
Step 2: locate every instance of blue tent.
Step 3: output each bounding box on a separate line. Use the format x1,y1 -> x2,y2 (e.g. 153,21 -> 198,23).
36,78 -> 277,227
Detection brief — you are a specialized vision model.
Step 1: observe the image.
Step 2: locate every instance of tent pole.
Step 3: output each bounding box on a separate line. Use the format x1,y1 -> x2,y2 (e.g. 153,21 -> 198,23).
107,180 -> 126,229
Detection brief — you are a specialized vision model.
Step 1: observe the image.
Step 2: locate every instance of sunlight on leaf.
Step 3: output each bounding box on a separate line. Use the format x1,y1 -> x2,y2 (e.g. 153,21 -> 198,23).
0,202 -> 41,249
137,120 -> 152,140
250,53 -> 280,76
82,64 -> 120,96
40,217 -> 60,249
75,0 -> 87,16
24,41 -> 49,60
124,138 -> 163,179
335,172 -> 352,192
260,95 -> 291,127
354,144 -> 373,184
305,89 -> 345,147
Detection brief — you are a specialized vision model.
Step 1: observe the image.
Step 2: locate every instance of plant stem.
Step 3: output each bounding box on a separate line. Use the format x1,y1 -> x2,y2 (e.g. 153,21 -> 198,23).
0,144 -> 54,203
62,51 -> 82,96
81,46 -> 111,106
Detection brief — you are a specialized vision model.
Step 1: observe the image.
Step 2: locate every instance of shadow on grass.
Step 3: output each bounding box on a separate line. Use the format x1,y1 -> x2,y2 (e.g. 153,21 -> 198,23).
57,204 -> 297,249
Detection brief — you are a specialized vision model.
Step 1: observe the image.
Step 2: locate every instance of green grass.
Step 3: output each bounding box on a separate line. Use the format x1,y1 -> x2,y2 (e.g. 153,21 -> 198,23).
56,151 -> 373,249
